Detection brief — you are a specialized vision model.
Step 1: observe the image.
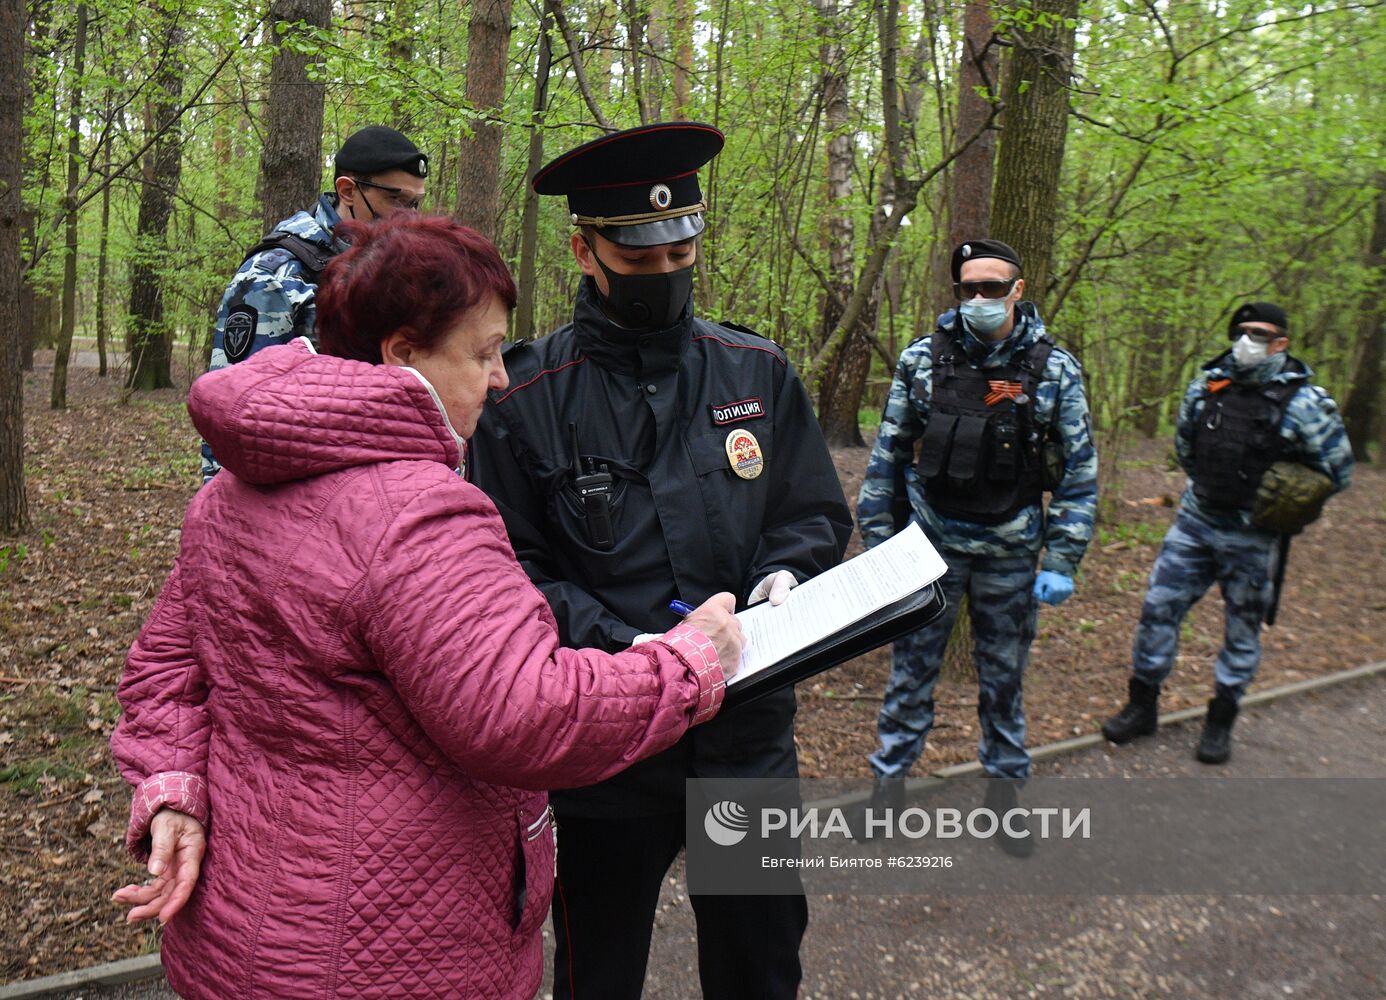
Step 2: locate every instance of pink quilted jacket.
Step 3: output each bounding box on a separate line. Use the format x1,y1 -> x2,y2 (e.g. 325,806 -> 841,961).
111,339 -> 726,999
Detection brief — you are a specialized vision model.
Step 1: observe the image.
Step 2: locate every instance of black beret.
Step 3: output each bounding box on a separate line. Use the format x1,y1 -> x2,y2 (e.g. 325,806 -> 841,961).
533,122 -> 724,247
335,126 -> 428,179
1228,301 -> 1288,338
951,239 -> 1022,282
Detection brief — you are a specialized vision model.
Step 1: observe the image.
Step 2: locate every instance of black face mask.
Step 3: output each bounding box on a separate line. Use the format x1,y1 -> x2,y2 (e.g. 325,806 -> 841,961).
588,242 -> 693,330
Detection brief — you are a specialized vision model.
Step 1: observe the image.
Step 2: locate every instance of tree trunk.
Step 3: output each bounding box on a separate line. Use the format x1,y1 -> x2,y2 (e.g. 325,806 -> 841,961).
514,8 -> 553,342
455,0 -> 513,239
18,271 -> 33,370
624,0 -> 650,124
818,218 -> 885,448
0,0 -> 28,533
812,0 -> 859,444
946,1 -> 998,271
33,291 -> 56,350
126,11 -> 185,393
671,0 -> 692,119
816,0 -> 900,447
1130,314 -> 1163,437
550,3 -> 612,130
18,0 -> 51,375
387,0 -> 418,122
259,0 -> 329,233
51,4 -> 86,410
96,90 -> 111,378
1342,170 -> 1386,461
990,0 -> 1078,311
643,3 -> 664,122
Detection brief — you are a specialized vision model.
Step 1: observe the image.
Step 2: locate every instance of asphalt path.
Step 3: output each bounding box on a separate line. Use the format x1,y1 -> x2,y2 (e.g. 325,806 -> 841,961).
40,670 -> 1386,1000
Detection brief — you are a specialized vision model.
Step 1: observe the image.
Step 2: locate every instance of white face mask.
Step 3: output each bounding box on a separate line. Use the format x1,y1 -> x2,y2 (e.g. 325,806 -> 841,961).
1231,333 -> 1269,367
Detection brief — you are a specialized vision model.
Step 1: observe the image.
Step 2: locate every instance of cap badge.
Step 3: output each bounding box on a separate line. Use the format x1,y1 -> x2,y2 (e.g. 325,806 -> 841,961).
961,244 -> 972,258
650,183 -> 672,210
417,158 -> 428,177
724,429 -> 764,480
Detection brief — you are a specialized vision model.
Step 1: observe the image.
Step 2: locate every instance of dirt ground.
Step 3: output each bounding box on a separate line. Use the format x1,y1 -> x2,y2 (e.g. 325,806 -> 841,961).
2,356 -> 1384,984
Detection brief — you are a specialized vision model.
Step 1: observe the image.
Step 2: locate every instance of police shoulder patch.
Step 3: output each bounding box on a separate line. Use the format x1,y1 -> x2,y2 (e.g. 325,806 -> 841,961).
710,397 -> 765,425
223,304 -> 259,364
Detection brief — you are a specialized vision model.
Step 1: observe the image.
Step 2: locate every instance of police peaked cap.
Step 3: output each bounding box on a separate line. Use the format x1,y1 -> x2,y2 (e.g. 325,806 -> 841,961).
335,126 -> 429,179
951,239 -> 1022,282
533,122 -> 725,247
1228,301 -> 1288,338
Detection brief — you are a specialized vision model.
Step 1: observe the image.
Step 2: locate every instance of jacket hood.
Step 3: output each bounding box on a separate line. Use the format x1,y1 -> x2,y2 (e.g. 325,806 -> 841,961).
189,339 -> 461,485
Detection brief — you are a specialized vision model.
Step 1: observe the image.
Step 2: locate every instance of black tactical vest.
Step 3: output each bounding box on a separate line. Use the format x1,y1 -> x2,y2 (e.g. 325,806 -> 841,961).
916,330 -> 1055,524
1190,354 -> 1306,512
241,231 -> 338,283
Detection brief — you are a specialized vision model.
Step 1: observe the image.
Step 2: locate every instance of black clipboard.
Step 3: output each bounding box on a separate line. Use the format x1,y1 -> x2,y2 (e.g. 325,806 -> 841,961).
722,581 -> 947,708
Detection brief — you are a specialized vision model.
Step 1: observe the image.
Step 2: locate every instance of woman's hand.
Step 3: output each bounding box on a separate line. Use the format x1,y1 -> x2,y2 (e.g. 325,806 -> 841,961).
683,592 -> 744,679
112,809 -> 206,925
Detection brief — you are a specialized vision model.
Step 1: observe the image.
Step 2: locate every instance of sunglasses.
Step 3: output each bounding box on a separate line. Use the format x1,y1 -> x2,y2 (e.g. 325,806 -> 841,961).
1234,325 -> 1284,344
352,178 -> 423,211
953,277 -> 1018,300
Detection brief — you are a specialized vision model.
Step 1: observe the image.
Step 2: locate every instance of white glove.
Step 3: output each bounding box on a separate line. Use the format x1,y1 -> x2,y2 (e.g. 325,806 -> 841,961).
748,570 -> 799,607
630,633 -> 661,646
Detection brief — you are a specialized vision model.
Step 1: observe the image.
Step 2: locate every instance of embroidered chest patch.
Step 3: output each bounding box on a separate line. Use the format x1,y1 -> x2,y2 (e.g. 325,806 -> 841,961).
709,397 -> 765,425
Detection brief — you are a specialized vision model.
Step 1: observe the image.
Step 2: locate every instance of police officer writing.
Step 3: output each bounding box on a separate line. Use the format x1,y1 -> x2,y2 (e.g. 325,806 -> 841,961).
202,126 -> 427,481
468,122 -> 852,1000
1102,302 -> 1353,763
855,239 -> 1097,854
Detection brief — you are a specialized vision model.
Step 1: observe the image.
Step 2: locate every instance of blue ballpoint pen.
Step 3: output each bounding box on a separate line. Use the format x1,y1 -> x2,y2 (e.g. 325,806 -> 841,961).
668,600 -> 696,616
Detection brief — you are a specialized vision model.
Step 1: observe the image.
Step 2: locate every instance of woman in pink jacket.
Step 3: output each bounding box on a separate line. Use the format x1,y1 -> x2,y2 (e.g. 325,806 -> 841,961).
110,215 -> 741,999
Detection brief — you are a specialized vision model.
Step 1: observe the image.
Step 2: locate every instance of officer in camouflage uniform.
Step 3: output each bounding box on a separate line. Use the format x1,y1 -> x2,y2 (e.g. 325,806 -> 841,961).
1102,302 -> 1353,763
856,240 -> 1097,853
201,126 -> 427,481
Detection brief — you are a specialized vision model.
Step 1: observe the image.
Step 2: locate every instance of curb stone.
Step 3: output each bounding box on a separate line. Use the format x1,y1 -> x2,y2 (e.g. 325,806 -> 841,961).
6,658 -> 1384,998
0,956 -> 163,1000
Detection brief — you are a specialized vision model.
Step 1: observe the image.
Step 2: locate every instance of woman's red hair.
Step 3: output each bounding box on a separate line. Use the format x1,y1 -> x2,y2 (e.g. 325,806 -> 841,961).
316,214 -> 517,363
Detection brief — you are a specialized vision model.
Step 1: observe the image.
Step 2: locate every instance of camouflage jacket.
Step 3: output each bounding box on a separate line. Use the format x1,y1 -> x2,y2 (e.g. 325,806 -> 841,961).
200,194 -> 344,481
857,302 -> 1098,576
1175,350 -> 1354,530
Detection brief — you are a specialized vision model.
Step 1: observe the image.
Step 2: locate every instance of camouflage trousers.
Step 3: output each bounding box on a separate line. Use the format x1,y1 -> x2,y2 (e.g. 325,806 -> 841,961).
870,546 -> 1038,782
1131,506 -> 1277,700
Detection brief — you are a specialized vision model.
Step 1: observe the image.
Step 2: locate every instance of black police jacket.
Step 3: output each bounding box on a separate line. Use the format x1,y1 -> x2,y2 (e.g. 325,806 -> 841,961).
469,280 -> 852,818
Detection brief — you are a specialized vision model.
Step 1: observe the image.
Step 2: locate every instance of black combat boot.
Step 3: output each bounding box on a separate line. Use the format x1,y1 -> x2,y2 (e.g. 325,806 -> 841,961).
849,775 -> 904,842
1101,676 -> 1161,744
983,778 -> 1035,858
1195,688 -> 1239,764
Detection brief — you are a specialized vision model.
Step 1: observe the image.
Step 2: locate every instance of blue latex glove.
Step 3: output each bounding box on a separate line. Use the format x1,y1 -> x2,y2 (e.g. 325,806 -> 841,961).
1033,570 -> 1074,606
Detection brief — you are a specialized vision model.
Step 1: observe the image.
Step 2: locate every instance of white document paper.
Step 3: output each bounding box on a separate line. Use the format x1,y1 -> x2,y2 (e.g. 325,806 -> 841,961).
728,522 -> 947,687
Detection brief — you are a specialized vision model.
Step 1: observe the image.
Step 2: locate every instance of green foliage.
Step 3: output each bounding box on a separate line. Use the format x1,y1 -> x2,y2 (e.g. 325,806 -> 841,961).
18,0 -> 1384,436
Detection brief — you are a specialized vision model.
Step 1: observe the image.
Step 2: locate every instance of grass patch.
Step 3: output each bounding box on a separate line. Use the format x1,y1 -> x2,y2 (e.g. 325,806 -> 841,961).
1098,520 -> 1167,548
17,687 -> 88,728
0,758 -> 89,793
858,407 -> 883,437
